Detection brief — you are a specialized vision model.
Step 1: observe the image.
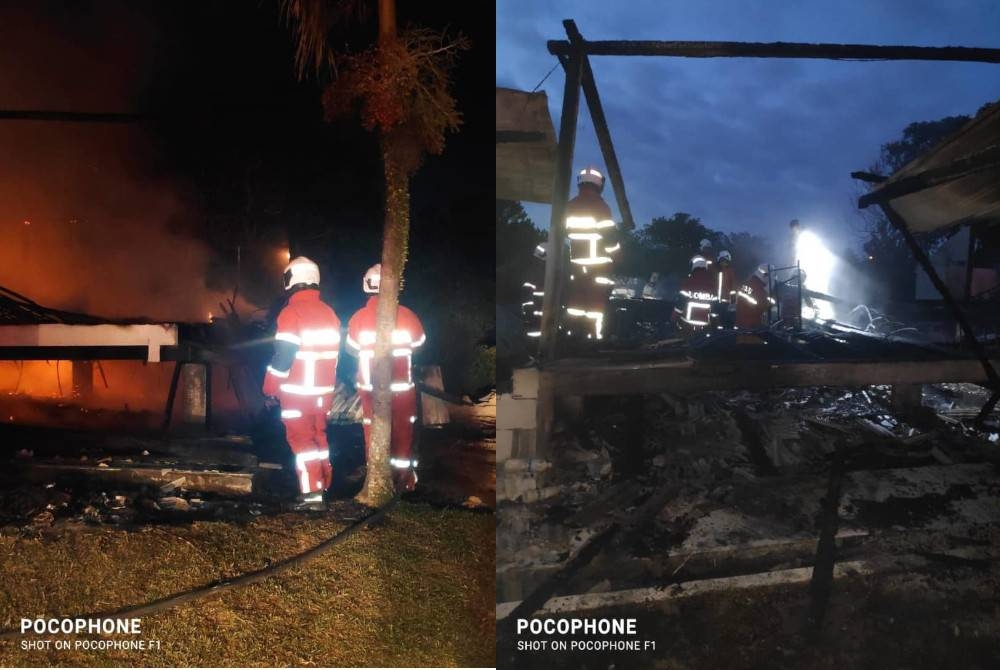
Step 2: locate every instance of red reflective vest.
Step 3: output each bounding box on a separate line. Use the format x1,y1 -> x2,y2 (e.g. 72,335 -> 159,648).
565,187 -> 618,279
346,296 -> 426,393
674,268 -> 716,326
735,274 -> 770,329
262,289 -> 341,413
716,265 -> 736,304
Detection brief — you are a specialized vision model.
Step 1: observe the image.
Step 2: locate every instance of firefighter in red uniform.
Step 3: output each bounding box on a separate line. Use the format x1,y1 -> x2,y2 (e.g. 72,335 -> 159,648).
673,256 -> 716,336
262,256 -> 341,505
713,250 -> 737,328
735,264 -> 773,329
345,264 -> 425,493
565,166 -> 619,340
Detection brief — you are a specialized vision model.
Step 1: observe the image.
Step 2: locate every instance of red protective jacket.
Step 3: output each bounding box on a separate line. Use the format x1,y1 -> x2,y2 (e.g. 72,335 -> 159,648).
674,268 -> 716,326
345,296 -> 426,393
262,289 -> 341,414
735,274 -> 771,329
716,265 -> 736,304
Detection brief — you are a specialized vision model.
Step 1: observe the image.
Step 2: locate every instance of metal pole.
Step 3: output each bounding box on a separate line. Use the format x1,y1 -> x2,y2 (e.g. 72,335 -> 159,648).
538,51 -> 583,362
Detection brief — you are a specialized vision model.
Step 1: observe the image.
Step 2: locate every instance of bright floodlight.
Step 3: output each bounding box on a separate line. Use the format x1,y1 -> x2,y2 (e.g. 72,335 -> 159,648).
795,230 -> 836,320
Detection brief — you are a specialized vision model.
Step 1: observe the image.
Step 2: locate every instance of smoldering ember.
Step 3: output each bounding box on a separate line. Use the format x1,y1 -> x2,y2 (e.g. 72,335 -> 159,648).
0,2 -> 494,668
496,9 -> 1000,670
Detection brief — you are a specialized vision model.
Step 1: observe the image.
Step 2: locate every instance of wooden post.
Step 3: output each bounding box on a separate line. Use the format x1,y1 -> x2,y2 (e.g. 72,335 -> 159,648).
563,20 -> 636,231
536,46 -> 583,456
880,203 -> 1000,391
181,363 -> 207,424
204,362 -> 213,430
162,362 -> 182,430
538,49 -> 583,362
964,225 -> 976,300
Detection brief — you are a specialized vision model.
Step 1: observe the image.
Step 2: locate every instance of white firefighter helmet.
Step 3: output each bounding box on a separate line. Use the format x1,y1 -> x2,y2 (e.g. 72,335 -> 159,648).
283,256 -> 320,290
577,165 -> 605,191
533,243 -> 548,260
699,238 -> 712,251
690,255 -> 708,272
363,263 -> 381,294
754,264 -> 770,281
717,250 -> 732,264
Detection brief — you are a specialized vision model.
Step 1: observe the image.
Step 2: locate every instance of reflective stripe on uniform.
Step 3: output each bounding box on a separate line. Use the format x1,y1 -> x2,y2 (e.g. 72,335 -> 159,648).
295,350 -> 339,360
389,457 -> 418,469
280,383 -> 336,395
390,382 -> 414,392
281,409 -> 302,419
267,365 -> 291,378
301,329 -> 340,346
294,449 -> 329,493
275,332 -> 302,345
296,449 -> 329,464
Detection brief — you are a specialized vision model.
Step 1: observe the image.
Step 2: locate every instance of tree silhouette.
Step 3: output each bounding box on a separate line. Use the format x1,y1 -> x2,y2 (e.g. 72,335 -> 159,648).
283,0 -> 469,504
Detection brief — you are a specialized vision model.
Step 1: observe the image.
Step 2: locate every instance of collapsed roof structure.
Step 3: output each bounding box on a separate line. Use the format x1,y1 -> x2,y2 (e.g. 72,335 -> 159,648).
531,20 -> 1000,450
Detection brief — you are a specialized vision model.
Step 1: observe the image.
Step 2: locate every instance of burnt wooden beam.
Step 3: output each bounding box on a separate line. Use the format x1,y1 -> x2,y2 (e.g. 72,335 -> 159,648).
496,130 -> 548,144
0,110 -> 144,123
564,20 -> 636,231
539,49 -> 582,362
163,362 -> 183,431
850,170 -> 887,183
19,462 -> 254,496
548,39 -> 1000,63
859,144 -> 1000,208
541,356 -> 1000,398
879,202 -> 1000,391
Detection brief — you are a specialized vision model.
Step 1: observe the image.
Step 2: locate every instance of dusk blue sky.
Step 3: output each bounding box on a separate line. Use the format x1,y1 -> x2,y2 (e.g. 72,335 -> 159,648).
496,1 -> 1000,253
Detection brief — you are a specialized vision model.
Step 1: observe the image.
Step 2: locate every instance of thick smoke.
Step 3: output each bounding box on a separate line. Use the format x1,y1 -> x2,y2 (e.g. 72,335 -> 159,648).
0,1 -> 231,322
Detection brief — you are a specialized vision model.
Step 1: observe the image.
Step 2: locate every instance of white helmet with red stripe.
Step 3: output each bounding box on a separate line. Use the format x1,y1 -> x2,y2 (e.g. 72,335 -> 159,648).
363,264 -> 381,294
577,165 -> 605,192
283,256 -> 320,290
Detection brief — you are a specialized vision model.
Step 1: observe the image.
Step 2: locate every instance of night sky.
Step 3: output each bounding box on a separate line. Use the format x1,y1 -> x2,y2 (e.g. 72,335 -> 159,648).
496,1 -> 1000,253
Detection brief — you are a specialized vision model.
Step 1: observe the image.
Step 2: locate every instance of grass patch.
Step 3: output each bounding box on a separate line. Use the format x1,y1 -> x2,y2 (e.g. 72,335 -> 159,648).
0,502 -> 494,667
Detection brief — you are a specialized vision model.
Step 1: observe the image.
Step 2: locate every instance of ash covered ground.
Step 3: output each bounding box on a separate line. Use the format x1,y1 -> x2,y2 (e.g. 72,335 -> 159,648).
497,382 -> 1000,669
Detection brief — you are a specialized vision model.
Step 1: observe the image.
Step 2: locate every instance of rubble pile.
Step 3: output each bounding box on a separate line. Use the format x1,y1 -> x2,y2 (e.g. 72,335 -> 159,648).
0,478 -> 272,536
496,380 -> 1000,602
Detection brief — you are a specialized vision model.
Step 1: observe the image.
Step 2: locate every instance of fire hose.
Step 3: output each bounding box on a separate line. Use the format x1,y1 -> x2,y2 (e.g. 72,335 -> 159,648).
0,495 -> 400,640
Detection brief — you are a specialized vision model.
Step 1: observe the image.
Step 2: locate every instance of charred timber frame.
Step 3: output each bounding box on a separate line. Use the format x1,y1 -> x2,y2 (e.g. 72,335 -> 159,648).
858,144 -> 1000,208
534,21 -> 1000,454
541,356 -> 1000,398
0,323 -> 221,429
877,203 -> 1000,424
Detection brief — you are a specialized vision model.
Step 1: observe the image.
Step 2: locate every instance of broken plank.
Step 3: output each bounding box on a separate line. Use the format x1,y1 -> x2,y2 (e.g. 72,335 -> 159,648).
19,463 -> 253,496
496,559 -> 876,620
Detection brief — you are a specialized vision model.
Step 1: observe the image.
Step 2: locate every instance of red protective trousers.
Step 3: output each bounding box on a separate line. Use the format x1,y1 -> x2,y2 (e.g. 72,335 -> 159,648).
282,410 -> 332,495
359,389 -> 418,492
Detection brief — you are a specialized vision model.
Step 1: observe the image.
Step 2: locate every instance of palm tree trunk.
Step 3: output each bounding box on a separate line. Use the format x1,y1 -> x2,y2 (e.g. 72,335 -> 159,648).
357,132 -> 409,506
